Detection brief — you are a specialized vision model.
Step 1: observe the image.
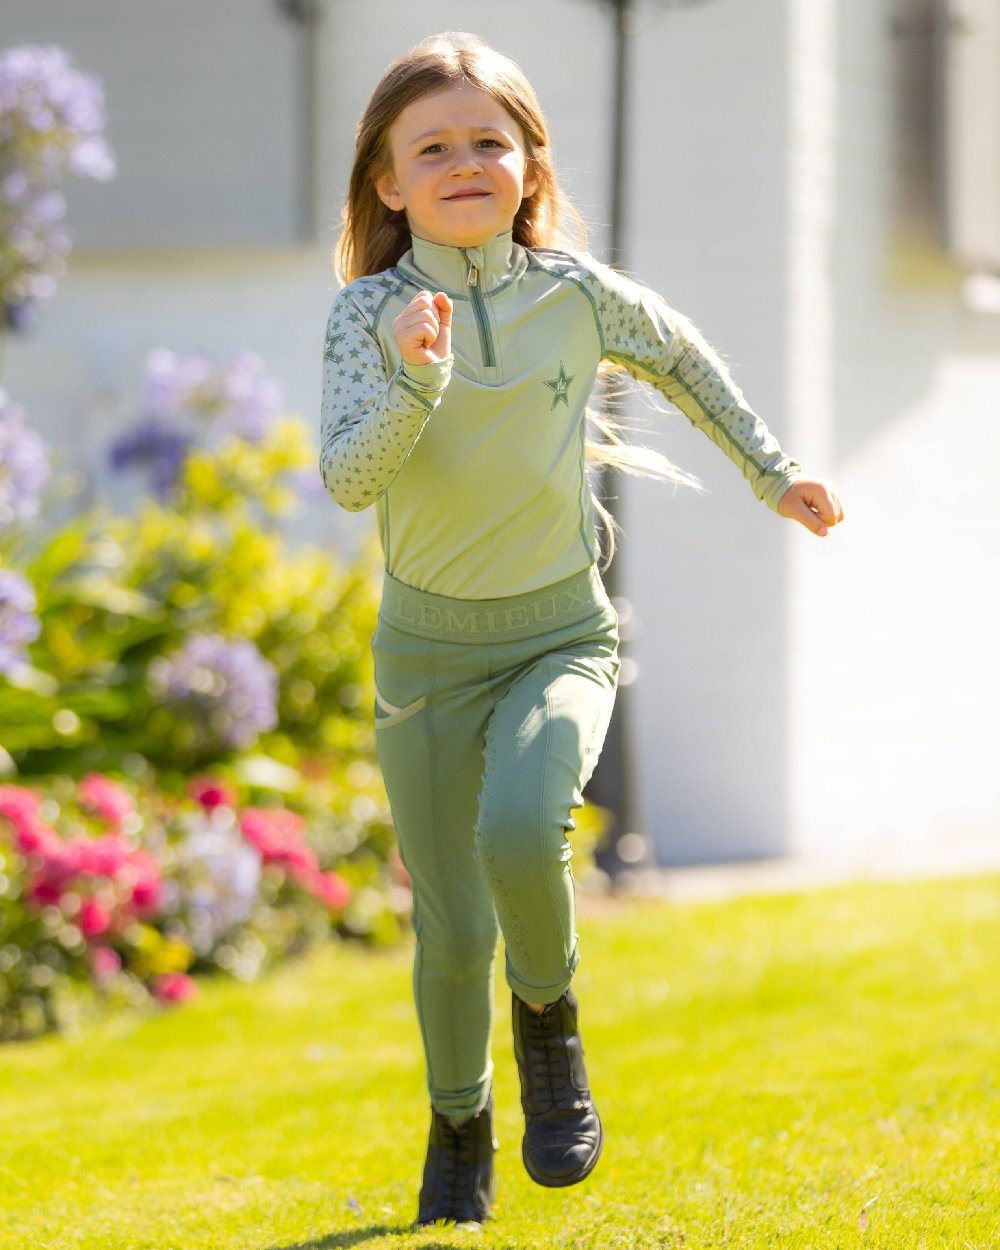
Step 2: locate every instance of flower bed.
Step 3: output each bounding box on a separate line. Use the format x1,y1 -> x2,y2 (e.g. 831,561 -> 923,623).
0,769 -> 409,1041
0,334 -> 410,1040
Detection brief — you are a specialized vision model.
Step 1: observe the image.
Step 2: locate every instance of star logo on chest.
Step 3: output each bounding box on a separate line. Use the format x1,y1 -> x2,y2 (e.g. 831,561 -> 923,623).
543,361 -> 575,410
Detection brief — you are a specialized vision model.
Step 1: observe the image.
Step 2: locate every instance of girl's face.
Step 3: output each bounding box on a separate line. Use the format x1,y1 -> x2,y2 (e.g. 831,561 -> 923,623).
375,82 -> 539,249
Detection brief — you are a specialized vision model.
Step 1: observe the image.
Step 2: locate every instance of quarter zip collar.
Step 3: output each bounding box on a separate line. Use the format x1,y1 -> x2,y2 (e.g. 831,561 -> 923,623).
399,231 -> 525,296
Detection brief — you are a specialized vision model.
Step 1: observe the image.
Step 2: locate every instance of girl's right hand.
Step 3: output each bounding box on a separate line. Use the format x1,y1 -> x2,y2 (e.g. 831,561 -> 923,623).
392,290 -> 453,367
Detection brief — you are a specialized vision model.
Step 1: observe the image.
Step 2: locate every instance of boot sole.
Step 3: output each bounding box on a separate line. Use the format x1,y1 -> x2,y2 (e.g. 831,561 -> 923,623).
414,1216 -> 487,1230
521,1114 -> 604,1188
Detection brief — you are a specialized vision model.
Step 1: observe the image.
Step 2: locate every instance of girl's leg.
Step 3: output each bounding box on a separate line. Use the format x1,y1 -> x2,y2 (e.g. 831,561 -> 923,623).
475,635 -> 618,1004
475,628 -> 618,1187
373,567 -> 618,1198
373,622 -> 498,1125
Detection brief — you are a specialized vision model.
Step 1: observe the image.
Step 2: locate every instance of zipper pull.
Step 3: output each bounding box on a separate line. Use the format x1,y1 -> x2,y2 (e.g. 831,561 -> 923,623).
463,247 -> 482,286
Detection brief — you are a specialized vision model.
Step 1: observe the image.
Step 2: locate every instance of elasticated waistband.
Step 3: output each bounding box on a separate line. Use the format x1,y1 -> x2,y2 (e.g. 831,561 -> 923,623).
379,565 -> 610,644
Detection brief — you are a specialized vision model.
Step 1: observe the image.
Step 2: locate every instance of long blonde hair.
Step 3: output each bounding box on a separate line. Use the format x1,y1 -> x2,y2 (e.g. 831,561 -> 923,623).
335,32 -> 700,562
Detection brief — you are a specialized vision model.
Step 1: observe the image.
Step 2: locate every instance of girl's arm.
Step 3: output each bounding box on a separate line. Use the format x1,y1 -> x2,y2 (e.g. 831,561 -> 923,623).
574,253 -> 809,515
319,286 -> 452,512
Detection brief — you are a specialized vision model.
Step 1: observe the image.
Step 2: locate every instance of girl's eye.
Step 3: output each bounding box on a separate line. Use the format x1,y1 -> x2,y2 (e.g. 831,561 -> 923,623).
419,139 -> 504,155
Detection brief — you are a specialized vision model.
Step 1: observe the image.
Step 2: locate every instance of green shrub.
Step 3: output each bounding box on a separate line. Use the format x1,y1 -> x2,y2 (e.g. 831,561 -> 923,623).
0,351 -> 411,1039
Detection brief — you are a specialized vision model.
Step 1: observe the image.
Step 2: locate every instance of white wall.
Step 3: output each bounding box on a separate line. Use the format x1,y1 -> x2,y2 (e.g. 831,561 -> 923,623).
619,0 -> 1000,873
787,0 -> 1000,873
620,0 -> 796,864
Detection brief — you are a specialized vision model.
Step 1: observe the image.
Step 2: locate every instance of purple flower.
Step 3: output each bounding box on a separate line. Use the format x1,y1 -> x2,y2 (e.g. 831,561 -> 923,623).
110,348 -> 292,501
0,390 -> 51,528
138,349 -> 212,421
30,189 -> 65,223
215,352 -> 284,442
175,814 -> 263,953
0,44 -> 115,324
68,134 -> 115,181
108,415 -> 194,499
0,47 -> 114,180
148,633 -> 279,751
3,298 -> 37,332
138,349 -> 284,441
2,168 -> 29,203
111,349 -> 289,500
0,569 -> 41,675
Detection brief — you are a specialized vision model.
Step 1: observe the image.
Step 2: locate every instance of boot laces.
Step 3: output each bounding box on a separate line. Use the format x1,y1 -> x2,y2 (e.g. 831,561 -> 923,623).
437,1115 -> 483,1205
524,1008 -> 582,1112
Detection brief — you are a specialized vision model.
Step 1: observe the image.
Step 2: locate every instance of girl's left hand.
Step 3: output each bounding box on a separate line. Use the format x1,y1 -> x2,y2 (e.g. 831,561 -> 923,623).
778,477 -> 845,537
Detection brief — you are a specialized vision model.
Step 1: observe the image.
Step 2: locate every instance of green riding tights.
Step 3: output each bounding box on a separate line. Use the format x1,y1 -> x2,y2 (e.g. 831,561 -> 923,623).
372,564 -> 620,1123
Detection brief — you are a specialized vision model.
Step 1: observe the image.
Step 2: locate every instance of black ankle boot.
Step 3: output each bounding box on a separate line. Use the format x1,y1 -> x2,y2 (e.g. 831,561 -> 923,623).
416,1091 -> 497,1227
512,989 -> 603,1187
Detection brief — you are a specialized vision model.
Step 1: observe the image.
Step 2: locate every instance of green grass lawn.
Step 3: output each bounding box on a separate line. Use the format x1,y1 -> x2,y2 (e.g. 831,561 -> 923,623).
2,874 -> 998,1250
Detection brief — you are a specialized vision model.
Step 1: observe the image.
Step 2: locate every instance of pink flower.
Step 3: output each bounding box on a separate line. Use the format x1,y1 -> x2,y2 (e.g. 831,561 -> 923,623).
27,877 -> 64,906
306,869 -> 352,912
281,844 -> 320,879
150,973 -> 197,1005
78,773 -> 135,831
188,776 -> 237,810
54,839 -> 89,878
240,807 -> 317,876
123,850 -> 162,914
0,784 -> 43,837
0,787 -> 65,875
79,897 -> 111,938
240,806 -> 305,847
27,835 -> 78,885
13,820 -> 62,859
89,945 -> 122,984
74,834 -> 131,878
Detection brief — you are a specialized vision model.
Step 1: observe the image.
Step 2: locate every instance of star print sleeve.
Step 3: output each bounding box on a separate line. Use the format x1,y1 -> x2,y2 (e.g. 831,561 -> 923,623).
578,254 -> 801,511
319,287 -> 452,512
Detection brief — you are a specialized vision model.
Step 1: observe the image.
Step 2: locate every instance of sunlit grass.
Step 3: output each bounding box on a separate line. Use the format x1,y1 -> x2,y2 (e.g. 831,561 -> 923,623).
2,875 -> 998,1249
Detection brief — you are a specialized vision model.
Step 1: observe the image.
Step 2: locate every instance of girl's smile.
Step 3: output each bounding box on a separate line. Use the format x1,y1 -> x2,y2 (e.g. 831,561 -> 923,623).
375,82 -> 538,248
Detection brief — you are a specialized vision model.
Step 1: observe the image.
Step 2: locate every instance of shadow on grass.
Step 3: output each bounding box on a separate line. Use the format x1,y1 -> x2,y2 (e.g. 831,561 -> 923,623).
264,1223 -> 522,1249
262,1226 -> 396,1249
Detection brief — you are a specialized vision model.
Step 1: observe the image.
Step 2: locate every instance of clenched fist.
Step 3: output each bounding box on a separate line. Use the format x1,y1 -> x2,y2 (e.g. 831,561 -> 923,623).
777,477 -> 845,537
393,290 -> 453,367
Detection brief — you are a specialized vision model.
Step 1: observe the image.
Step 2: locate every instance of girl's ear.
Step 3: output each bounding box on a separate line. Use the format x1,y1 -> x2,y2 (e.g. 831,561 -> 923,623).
521,159 -> 540,201
374,168 -> 405,211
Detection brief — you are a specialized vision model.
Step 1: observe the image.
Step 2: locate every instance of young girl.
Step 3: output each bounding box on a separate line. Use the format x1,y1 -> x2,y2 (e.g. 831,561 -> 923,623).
320,31 -> 843,1228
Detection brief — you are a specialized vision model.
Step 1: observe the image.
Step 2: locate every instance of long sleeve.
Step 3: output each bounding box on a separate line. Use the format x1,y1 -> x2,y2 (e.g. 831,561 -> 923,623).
571,253 -> 801,510
319,285 -> 452,512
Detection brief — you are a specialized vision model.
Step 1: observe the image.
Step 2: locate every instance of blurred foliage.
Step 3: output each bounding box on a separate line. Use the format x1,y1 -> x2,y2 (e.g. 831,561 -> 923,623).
0,347 -> 422,1038
3,415 -> 379,774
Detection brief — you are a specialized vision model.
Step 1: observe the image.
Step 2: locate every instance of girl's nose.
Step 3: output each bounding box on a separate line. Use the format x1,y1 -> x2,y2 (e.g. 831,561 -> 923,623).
451,147 -> 484,176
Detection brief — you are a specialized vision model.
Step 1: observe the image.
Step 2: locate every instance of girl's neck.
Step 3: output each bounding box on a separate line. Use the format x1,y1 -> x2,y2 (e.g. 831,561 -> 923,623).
402,231 -> 523,295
